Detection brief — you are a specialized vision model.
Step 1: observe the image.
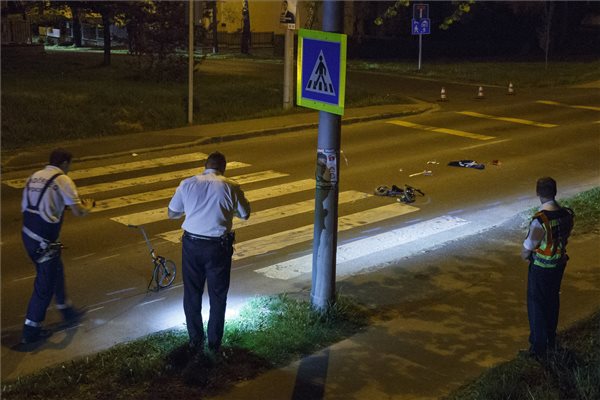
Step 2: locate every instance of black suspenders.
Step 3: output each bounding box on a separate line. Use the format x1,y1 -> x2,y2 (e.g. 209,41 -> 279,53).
25,172 -> 63,212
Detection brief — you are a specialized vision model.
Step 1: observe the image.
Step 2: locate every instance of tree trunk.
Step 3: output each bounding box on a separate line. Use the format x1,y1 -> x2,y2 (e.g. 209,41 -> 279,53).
241,0 -> 250,54
72,6 -> 82,47
102,12 -> 111,66
212,2 -> 218,53
544,1 -> 554,69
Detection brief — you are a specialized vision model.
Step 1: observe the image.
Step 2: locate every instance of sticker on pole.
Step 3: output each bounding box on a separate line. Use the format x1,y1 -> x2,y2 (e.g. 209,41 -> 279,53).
316,148 -> 338,188
297,29 -> 347,115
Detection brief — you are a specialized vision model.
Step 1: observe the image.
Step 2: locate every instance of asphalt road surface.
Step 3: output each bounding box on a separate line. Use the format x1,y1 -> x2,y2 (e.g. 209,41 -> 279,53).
1,79 -> 598,380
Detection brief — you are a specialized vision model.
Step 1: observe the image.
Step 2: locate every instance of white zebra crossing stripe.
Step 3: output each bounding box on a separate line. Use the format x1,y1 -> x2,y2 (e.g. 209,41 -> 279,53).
156,190 -> 372,242
109,178 -> 316,224
2,153 -> 209,188
232,203 -> 418,260
158,202 -> 418,260
78,162 -> 250,196
234,190 -> 370,229
95,170 -> 289,213
255,215 -> 469,280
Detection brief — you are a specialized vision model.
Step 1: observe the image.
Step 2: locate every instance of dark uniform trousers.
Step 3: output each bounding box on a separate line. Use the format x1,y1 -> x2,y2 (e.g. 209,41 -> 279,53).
527,261 -> 566,356
182,234 -> 233,349
22,229 -> 67,325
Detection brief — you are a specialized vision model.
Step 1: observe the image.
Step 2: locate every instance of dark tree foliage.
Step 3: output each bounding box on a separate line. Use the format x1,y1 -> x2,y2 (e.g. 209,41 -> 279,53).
123,1 -> 192,81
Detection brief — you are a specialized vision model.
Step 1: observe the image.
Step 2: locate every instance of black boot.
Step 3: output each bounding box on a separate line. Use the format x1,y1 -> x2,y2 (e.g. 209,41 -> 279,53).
20,324 -> 52,344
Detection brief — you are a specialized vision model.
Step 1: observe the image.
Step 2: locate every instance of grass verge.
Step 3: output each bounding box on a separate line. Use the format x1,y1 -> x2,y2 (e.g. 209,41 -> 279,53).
521,187 -> 600,235
1,294 -> 369,400
350,60 -> 600,88
2,50 -> 599,150
444,309 -> 600,400
0,50 -> 414,150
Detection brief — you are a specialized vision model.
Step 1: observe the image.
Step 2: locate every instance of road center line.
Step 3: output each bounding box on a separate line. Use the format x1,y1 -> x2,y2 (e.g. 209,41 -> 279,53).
106,287 -> 136,296
387,120 -> 495,141
536,100 -> 600,112
457,111 -> 558,128
460,138 -> 511,150
12,275 -> 36,282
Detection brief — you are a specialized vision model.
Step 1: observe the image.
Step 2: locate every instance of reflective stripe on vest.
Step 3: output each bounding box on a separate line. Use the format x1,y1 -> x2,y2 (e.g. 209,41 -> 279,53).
532,208 -> 573,268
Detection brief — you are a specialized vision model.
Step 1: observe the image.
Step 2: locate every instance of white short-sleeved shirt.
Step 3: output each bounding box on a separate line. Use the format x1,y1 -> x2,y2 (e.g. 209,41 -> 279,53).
21,165 -> 81,224
168,169 -> 251,237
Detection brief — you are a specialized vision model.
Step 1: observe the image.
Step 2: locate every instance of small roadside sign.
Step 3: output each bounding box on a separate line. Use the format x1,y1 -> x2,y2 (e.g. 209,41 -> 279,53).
413,3 -> 429,19
297,29 -> 347,115
412,18 -> 431,35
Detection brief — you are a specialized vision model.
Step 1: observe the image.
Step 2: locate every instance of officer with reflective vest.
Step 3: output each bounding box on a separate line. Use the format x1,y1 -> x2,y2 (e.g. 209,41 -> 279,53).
521,177 -> 574,358
20,149 -> 95,344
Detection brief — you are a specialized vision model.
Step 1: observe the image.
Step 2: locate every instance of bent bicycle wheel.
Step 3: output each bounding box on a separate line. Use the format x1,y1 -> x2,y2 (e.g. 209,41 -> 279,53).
155,259 -> 177,288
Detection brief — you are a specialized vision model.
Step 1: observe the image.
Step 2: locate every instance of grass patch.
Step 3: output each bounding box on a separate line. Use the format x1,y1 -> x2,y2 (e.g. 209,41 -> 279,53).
1,294 -> 369,400
349,60 -> 600,88
0,50 -> 414,150
522,187 -> 600,235
559,187 -> 600,235
3,50 -> 599,150
444,309 -> 600,400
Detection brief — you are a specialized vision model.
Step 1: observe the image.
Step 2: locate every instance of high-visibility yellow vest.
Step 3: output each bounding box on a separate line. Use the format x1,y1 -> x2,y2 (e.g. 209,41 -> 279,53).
532,207 -> 574,268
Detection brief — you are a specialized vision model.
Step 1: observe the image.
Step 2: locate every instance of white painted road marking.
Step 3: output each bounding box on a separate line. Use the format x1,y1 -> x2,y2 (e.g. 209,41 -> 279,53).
95,170 -> 289,212
256,215 -> 469,280
2,152 -> 209,188
157,190 -> 372,243
193,203 -> 417,261
387,120 -> 495,141
78,162 -> 250,195
457,111 -> 558,128
536,100 -> 600,112
110,178 -> 315,225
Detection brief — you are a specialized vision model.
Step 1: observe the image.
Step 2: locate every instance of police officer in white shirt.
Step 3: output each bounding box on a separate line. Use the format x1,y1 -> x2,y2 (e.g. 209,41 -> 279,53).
21,148 -> 95,344
168,151 -> 250,355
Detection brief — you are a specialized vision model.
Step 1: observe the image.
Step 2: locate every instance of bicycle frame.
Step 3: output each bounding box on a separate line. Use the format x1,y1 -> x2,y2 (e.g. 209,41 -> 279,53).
128,224 -> 177,291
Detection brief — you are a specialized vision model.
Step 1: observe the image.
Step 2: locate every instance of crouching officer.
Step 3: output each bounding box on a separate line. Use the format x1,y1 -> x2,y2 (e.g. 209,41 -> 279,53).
20,148 -> 95,344
521,177 -> 574,358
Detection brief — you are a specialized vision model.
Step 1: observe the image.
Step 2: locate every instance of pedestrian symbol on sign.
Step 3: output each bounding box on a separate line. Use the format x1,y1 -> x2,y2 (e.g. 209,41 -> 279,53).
306,50 -> 336,96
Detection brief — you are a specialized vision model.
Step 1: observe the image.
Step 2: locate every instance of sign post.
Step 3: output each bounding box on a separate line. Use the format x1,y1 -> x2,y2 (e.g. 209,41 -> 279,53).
411,3 -> 430,71
297,5 -> 346,311
281,0 -> 297,110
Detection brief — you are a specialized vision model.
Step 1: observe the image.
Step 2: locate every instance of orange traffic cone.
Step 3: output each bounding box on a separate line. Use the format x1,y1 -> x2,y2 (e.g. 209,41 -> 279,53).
507,82 -> 515,95
438,87 -> 448,102
476,86 -> 485,99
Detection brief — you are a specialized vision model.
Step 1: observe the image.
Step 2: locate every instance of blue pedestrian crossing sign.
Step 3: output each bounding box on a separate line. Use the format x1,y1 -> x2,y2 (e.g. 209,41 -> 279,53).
297,29 -> 347,115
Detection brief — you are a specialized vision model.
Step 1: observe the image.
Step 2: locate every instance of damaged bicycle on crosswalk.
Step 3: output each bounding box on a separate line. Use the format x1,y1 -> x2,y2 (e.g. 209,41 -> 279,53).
374,184 -> 425,204
128,224 -> 177,291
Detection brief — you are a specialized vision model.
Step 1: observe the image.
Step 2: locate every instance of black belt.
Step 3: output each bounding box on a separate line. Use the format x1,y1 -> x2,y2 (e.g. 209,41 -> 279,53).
183,231 -> 223,241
